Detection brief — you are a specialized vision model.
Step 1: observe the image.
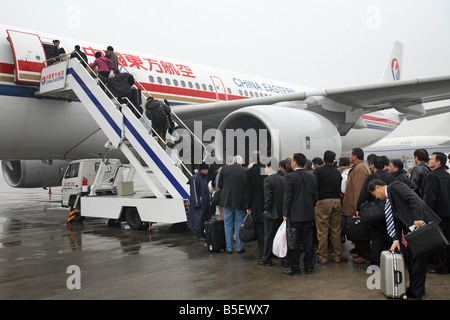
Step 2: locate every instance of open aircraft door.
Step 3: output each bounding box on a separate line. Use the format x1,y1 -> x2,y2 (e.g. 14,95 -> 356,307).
6,29 -> 46,85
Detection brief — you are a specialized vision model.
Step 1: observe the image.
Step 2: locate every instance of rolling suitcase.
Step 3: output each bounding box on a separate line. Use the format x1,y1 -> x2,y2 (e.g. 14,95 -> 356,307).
204,219 -> 226,252
380,250 -> 407,299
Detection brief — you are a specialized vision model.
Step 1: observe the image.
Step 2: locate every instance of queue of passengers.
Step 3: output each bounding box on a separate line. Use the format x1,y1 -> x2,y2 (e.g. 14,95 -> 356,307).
186,148 -> 450,300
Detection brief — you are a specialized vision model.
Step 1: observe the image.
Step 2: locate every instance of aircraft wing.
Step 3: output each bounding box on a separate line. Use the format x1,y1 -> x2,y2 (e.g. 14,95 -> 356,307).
402,104 -> 450,121
172,75 -> 450,134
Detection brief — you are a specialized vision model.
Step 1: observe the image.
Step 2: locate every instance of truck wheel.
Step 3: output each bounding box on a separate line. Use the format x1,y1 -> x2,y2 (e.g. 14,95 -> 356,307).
125,207 -> 146,230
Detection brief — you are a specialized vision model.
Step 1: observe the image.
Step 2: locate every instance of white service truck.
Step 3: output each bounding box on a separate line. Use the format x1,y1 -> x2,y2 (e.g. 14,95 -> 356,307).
61,158 -> 189,230
61,158 -> 122,209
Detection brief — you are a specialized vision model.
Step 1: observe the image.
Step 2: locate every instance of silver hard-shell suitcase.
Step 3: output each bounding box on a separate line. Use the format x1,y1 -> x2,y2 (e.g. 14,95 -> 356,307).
380,250 -> 407,299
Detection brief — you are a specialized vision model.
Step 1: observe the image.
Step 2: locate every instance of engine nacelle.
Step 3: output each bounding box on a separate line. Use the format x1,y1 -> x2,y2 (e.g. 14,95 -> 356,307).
214,106 -> 342,165
1,160 -> 71,188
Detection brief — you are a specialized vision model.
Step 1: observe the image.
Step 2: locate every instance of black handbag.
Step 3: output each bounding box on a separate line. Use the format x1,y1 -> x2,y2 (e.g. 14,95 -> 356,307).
211,189 -> 221,206
360,199 -> 386,226
346,216 -> 370,241
404,222 -> 449,258
239,212 -> 256,242
286,220 -> 297,250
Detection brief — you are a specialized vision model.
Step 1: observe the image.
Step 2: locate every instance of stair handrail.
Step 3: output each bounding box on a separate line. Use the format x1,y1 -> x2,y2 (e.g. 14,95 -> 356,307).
117,64 -> 206,150
121,96 -> 193,177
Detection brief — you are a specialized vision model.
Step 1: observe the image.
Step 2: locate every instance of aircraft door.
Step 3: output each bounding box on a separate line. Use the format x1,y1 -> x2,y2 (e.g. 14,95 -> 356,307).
6,29 -> 46,85
210,76 -> 228,101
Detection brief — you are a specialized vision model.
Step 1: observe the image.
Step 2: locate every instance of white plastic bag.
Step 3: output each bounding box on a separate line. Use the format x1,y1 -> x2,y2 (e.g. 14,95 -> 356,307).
272,220 -> 287,258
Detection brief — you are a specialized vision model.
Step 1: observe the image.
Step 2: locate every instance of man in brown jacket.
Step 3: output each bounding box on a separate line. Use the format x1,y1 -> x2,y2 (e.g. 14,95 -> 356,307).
342,147 -> 371,263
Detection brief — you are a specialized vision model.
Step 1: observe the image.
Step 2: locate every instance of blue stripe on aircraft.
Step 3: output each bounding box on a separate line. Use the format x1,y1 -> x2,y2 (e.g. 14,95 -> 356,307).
366,124 -> 395,132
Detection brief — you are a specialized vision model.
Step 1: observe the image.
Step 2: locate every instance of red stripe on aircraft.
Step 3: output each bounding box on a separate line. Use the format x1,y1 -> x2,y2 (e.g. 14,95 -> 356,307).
138,82 -> 245,102
18,60 -> 43,73
0,63 -> 15,75
361,114 -> 399,126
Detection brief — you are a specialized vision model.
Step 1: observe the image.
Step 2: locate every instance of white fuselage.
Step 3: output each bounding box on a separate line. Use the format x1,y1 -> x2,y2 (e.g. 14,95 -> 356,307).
0,25 -> 400,161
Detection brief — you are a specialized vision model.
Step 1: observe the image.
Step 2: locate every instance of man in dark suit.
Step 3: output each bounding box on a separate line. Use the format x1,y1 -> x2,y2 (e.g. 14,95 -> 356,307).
357,156 -> 395,265
369,179 -> 441,299
258,162 -> 285,266
283,153 -> 318,275
423,152 -> 450,274
245,151 -> 266,258
410,148 -> 431,198
218,155 -> 247,253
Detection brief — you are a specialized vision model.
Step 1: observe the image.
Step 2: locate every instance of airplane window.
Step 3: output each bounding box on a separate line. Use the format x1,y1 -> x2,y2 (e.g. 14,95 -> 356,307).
195,83 -> 200,90
239,89 -> 243,96
244,90 -> 248,97
149,75 -> 154,83
209,85 -> 213,92
202,84 -> 207,91
255,92 -> 259,97
227,88 -> 232,95
188,82 -> 193,89
173,79 -> 179,87
157,77 -> 162,84
165,78 -> 171,85
250,92 -> 254,97
181,80 -> 186,87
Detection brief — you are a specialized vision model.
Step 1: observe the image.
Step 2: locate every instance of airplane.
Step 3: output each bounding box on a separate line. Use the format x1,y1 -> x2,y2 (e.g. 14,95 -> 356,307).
363,113 -> 450,168
1,25 -> 450,190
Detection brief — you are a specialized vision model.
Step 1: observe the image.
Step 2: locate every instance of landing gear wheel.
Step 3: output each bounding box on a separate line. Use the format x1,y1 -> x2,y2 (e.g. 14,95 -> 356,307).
125,207 -> 147,230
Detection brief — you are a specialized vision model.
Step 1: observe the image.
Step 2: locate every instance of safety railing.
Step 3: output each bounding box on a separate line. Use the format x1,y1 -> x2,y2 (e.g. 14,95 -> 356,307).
122,96 -> 193,177
116,63 -> 206,150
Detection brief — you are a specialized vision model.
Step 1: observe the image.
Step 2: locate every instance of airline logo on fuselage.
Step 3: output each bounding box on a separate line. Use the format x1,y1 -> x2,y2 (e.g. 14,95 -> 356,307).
391,58 -> 400,81
81,46 -> 197,78
233,78 -> 295,94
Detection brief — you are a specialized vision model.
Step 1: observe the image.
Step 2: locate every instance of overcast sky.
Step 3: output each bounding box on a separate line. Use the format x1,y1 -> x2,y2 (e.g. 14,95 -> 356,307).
1,0 -> 450,89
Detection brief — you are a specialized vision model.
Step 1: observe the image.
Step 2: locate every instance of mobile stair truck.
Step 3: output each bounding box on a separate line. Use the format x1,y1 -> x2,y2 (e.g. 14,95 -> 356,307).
38,55 -> 194,230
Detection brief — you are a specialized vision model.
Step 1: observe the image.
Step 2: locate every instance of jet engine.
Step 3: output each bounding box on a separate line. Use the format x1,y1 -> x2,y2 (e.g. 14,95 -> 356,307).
1,160 -> 71,188
213,106 -> 342,165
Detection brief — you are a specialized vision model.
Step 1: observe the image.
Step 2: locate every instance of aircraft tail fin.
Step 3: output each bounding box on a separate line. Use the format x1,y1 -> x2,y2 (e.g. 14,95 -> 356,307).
381,41 -> 403,82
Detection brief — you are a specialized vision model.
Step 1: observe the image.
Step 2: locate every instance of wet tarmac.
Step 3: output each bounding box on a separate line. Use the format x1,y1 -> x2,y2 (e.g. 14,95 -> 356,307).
0,178 -> 449,303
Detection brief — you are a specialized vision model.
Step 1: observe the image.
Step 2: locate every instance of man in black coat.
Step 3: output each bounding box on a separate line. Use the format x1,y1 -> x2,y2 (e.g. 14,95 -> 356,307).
245,152 -> 266,258
218,155 -> 247,253
258,162 -> 285,266
70,45 -> 88,67
423,152 -> 450,274
187,163 -> 211,241
145,97 -> 171,149
357,156 -> 395,265
388,159 -> 411,186
283,153 -> 318,275
99,69 -> 135,104
369,179 -> 441,299
410,149 -> 431,198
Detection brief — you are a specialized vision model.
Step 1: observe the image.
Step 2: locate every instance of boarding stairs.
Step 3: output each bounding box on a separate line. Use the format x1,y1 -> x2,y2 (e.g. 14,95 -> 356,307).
38,56 -> 195,200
